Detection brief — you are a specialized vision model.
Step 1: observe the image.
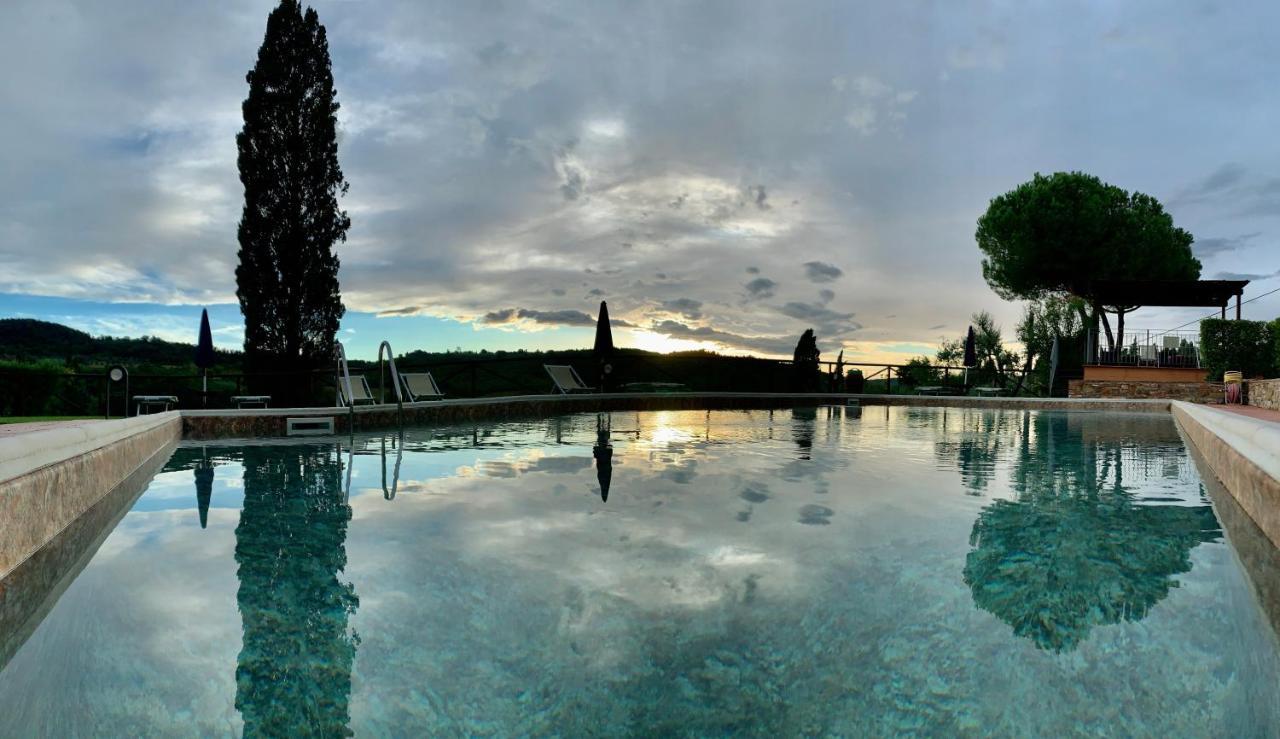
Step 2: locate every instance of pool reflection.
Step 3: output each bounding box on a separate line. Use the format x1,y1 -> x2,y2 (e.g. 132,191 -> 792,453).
233,444 -> 359,736
956,412 -> 1221,652
593,416 -> 613,502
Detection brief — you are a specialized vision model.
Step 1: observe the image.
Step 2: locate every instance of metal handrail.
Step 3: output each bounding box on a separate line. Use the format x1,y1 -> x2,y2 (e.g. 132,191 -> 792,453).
377,340 -> 404,415
381,432 -> 403,500
335,341 -> 355,431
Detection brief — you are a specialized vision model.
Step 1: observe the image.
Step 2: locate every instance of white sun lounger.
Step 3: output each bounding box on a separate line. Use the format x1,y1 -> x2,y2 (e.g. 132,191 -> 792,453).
545,364 -> 592,394
399,372 -> 444,402
338,375 -> 376,405
133,395 -> 178,415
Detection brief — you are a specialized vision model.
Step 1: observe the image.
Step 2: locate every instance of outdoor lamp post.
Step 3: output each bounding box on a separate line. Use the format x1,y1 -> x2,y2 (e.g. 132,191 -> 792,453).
106,365 -> 128,418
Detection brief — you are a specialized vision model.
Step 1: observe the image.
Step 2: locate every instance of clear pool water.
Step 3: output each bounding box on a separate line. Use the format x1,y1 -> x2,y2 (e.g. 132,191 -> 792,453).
1,407 -> 1278,736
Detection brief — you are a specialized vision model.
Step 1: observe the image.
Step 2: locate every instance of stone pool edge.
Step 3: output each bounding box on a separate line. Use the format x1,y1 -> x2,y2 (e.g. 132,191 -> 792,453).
0,412 -> 181,579
1173,401 -> 1280,550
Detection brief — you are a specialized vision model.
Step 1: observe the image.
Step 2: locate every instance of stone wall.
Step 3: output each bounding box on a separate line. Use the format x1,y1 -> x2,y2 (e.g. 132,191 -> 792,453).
1248,379 -> 1280,411
1069,380 -> 1225,403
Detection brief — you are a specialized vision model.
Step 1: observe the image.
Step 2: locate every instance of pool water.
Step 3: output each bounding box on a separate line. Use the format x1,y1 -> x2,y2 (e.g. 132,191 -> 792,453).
1,407 -> 1278,736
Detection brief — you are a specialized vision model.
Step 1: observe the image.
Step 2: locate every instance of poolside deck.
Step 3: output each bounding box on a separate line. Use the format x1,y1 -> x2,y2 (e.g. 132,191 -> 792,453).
0,419 -> 104,439
1216,404 -> 1280,425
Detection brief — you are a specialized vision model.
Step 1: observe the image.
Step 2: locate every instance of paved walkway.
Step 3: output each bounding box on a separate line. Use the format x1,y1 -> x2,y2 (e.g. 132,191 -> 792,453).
1213,404 -> 1280,425
0,419 -> 104,438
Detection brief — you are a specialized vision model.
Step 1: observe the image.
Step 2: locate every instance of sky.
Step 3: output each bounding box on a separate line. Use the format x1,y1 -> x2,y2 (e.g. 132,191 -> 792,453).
1,0 -> 1279,362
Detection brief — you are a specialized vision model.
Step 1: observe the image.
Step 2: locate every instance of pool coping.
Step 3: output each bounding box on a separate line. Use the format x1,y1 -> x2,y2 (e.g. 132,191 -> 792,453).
1172,401 -> 1280,549
0,412 -> 182,580
0,411 -> 180,485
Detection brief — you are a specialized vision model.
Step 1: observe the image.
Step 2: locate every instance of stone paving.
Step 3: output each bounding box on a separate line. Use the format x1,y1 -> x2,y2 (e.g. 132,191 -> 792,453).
0,420 -> 103,439
1216,405 -> 1280,425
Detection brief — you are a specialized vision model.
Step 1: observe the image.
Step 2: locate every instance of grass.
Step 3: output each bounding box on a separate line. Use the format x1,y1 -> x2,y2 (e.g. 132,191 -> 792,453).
0,415 -> 99,425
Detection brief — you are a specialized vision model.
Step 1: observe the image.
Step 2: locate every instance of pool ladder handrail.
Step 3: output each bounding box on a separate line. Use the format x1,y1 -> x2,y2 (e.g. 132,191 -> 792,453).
377,340 -> 404,424
381,431 -> 403,500
335,341 -> 356,431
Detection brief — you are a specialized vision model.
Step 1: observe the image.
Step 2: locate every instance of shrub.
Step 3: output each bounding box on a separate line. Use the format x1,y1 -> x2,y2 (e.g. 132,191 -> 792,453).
1199,319 -> 1276,380
846,369 -> 865,393
900,356 -> 939,388
0,359 -> 88,416
1272,318 -> 1280,375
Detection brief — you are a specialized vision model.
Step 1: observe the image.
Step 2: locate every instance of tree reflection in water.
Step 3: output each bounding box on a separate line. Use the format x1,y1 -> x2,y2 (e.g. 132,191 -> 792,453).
928,408 -> 1012,497
791,406 -> 816,460
961,413 -> 1220,652
234,444 -> 360,736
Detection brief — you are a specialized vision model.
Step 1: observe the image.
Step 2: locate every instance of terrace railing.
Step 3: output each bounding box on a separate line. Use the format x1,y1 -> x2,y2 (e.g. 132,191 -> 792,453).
1085,329 -> 1200,368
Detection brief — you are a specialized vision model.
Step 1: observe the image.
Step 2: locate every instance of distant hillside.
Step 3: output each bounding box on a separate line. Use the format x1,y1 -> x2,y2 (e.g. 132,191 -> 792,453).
0,318 -> 241,367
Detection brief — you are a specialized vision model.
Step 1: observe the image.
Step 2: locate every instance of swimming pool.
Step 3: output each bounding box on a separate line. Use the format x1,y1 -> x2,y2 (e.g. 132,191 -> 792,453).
1,406 -> 1277,735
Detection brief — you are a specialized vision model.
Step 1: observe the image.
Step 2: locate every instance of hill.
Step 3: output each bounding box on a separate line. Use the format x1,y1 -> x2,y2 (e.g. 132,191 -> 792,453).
0,318 -> 241,367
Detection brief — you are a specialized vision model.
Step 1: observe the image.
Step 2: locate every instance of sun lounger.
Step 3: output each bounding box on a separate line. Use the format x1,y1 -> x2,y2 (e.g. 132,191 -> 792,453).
133,395 -> 178,415
338,375 -> 376,405
545,364 -> 592,394
230,395 -> 271,409
399,372 -> 444,402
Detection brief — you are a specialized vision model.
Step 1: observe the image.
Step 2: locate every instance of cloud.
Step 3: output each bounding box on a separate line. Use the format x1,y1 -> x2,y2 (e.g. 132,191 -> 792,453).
377,306 -> 422,317
1175,163 -> 1247,204
777,301 -> 861,335
744,277 -> 778,299
5,0 -> 1280,356
652,320 -> 796,356
1213,269 -> 1280,281
834,73 -> 917,136
482,308 -> 593,326
1194,232 -> 1261,258
482,307 -> 634,328
745,185 -> 770,210
659,298 -> 703,320
803,262 -> 843,283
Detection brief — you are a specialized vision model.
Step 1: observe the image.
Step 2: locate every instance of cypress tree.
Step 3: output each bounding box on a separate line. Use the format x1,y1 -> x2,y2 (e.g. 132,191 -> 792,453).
792,328 -> 821,392
235,0 -> 349,379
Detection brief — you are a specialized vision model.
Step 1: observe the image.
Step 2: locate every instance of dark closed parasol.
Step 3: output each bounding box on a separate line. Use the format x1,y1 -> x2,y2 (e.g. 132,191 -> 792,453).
963,325 -> 977,368
195,309 -> 216,406
593,301 -> 615,391
194,460 -> 214,529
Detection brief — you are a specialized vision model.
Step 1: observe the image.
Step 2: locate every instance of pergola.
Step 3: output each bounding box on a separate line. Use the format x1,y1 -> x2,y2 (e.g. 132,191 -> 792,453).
1075,279 -> 1250,319
1074,279 -> 1250,366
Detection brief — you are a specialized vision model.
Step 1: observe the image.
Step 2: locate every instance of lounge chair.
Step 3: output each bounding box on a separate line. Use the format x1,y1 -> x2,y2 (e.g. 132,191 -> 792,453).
399,372 -> 444,402
545,364 -> 592,394
338,375 -> 376,405
230,395 -> 271,409
133,395 -> 178,415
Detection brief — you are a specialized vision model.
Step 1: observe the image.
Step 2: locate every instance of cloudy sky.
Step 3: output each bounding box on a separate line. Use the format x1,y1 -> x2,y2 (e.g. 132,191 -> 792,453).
2,0 -> 1278,361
